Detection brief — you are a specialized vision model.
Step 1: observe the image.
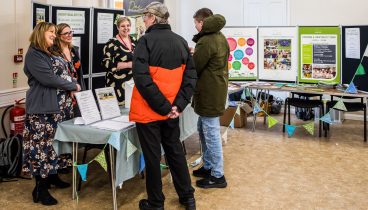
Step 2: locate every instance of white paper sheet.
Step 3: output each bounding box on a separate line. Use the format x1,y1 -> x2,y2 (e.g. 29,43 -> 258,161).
91,120 -> 134,131
97,13 -> 114,44
74,90 -> 101,124
56,10 -> 85,34
110,116 -> 130,123
95,87 -> 121,120
345,28 -> 360,59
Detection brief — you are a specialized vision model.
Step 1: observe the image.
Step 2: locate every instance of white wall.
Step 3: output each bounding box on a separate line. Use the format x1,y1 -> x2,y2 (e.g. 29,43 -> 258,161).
289,0 -> 368,25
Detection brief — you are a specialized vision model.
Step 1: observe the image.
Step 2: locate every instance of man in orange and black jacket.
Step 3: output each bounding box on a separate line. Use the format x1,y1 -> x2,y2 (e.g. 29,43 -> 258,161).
129,2 -> 197,210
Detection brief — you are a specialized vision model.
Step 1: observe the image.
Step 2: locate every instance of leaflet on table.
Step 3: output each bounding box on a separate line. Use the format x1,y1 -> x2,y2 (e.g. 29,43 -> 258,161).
95,87 -> 121,120
110,115 -> 130,123
74,90 -> 102,124
91,120 -> 134,131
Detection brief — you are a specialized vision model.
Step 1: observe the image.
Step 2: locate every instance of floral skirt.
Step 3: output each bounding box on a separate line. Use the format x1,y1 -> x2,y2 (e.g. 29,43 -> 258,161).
22,114 -> 71,178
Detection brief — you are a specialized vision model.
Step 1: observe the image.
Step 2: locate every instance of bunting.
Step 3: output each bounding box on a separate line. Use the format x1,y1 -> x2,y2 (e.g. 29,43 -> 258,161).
229,119 -> 234,129
268,116 -> 278,128
253,103 -> 262,114
355,63 -> 366,76
139,153 -> 145,173
94,151 -> 107,172
285,125 -> 296,137
303,122 -> 314,135
126,139 -> 137,160
222,129 -> 228,144
108,132 -> 121,151
320,113 -> 333,124
333,100 -> 347,111
346,82 -> 358,94
77,164 -> 88,181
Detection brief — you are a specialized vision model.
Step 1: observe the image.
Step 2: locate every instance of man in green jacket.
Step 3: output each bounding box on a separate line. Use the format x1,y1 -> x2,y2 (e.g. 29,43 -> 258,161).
191,8 -> 229,188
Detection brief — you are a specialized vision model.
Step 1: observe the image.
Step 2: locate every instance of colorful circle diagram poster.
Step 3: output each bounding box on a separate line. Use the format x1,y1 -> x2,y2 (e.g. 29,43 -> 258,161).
258,27 -> 298,82
299,27 -> 341,84
222,27 -> 258,80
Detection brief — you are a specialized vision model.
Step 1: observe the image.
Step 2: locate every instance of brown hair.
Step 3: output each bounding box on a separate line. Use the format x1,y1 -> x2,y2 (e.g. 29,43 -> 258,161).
29,22 -> 56,54
51,23 -> 73,56
193,8 -> 213,22
116,16 -> 131,27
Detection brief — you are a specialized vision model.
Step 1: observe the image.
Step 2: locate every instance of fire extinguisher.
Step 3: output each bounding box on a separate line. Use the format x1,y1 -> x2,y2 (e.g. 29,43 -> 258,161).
9,98 -> 25,137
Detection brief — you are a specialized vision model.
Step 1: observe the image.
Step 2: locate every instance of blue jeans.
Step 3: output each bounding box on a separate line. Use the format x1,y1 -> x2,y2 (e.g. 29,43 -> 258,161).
197,116 -> 224,178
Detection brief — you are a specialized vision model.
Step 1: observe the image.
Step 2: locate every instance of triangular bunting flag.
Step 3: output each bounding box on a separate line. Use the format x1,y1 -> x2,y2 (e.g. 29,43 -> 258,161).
245,89 -> 251,97
77,164 -> 88,181
268,116 -> 278,128
285,125 -> 296,137
229,119 -> 234,129
222,129 -> 228,144
303,122 -> 314,135
333,100 -> 347,111
139,153 -> 145,173
241,89 -> 246,100
320,113 -> 333,124
355,63 -> 366,76
108,131 -> 121,151
236,105 -> 241,115
160,163 -> 168,170
126,139 -> 137,160
94,151 -> 107,172
346,82 -> 358,94
253,103 -> 262,114
363,44 -> 368,57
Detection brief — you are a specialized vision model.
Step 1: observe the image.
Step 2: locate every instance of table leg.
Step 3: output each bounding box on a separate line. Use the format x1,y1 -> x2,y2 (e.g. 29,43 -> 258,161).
252,88 -> 258,132
264,90 -> 270,125
72,142 -> 76,200
109,145 -> 117,210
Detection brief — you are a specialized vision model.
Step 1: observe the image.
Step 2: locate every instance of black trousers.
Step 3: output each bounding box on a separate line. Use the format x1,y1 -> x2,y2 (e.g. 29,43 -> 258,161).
136,118 -> 195,207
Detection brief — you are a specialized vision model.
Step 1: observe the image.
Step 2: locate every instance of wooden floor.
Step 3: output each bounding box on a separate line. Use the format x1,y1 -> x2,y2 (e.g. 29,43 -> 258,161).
1,115 -> 368,210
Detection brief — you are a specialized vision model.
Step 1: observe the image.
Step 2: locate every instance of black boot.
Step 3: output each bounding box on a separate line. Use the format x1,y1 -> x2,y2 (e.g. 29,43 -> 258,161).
47,173 -> 70,189
32,176 -> 58,205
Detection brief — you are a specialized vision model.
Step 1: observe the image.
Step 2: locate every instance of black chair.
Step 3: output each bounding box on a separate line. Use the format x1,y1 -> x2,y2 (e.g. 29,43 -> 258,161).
325,95 -> 366,141
283,92 -> 324,137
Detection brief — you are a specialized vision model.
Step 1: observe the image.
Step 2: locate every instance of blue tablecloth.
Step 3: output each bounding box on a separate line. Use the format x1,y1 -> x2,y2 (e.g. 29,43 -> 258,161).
54,106 -> 198,187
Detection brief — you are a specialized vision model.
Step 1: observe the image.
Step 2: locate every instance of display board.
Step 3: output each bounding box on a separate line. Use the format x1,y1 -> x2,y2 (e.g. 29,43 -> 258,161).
258,27 -> 298,82
92,8 -> 125,75
52,6 -> 91,76
298,26 -> 341,84
342,25 -> 368,91
222,27 -> 258,80
32,2 -> 50,28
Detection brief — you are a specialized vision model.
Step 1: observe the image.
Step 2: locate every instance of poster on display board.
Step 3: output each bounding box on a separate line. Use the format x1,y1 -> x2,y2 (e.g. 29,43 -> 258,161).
258,27 -> 298,82
222,27 -> 258,80
56,10 -> 86,34
299,26 -> 341,84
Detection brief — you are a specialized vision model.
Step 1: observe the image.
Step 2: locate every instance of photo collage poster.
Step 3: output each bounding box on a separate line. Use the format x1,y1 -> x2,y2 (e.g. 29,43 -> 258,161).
299,26 -> 341,84
258,27 -> 298,82
222,27 -> 258,80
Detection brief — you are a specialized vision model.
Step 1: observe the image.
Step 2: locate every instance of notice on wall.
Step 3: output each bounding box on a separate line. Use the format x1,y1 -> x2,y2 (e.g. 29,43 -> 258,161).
72,36 -> 81,56
299,27 -> 341,84
56,10 -> 85,34
258,27 -> 298,82
345,28 -> 360,59
97,13 -> 114,44
222,27 -> 258,80
36,8 -> 46,24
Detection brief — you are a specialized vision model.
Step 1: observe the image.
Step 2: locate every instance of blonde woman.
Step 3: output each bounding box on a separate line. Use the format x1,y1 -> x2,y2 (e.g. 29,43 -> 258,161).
102,16 -> 137,106
23,22 -> 80,206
